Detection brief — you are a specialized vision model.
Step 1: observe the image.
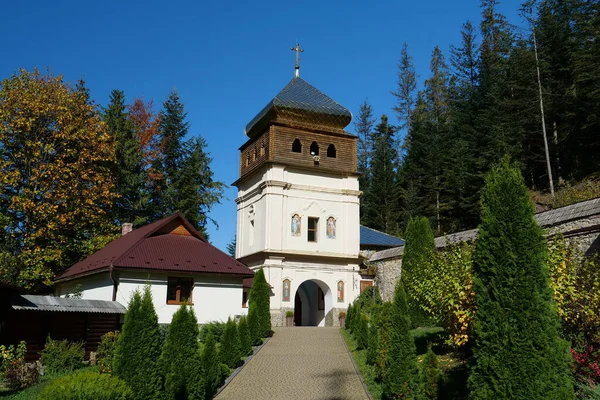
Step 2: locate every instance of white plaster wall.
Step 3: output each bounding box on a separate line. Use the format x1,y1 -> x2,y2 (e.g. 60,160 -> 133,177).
237,164 -> 360,259
56,272 -> 247,325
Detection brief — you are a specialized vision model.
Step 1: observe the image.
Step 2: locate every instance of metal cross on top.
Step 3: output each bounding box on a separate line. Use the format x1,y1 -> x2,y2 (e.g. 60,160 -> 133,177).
291,42 -> 304,77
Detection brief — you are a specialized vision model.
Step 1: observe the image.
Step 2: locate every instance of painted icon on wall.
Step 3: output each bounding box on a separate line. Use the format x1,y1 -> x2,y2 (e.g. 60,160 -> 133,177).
326,217 -> 336,239
283,279 -> 291,302
337,281 -> 344,302
291,214 -> 301,236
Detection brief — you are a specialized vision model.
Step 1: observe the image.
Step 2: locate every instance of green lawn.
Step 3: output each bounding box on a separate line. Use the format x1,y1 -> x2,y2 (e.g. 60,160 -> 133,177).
0,367 -> 98,400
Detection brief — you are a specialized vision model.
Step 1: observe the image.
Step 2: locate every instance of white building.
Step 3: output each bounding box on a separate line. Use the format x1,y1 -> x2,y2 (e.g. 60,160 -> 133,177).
55,213 -> 254,324
234,75 -> 375,327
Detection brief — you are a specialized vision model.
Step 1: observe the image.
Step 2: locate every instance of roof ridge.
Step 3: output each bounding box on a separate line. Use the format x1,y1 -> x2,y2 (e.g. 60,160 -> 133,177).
360,225 -> 402,239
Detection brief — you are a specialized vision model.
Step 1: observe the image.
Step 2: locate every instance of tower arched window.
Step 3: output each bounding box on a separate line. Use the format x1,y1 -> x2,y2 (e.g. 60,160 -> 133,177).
310,141 -> 319,156
292,139 -> 302,153
327,144 -> 336,158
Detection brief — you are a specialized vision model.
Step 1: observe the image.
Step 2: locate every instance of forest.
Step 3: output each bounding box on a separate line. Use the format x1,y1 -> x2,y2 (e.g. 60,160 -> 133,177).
358,0 -> 600,236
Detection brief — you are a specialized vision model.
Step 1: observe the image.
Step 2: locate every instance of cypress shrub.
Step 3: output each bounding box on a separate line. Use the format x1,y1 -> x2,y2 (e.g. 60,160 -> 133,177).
248,268 -> 271,341
350,304 -> 362,336
247,305 -> 260,346
421,347 -> 440,400
468,158 -> 575,400
346,303 -> 354,331
402,216 -> 436,328
202,330 -> 222,398
159,304 -> 204,400
96,331 -> 120,374
366,321 -> 379,365
220,318 -> 241,369
113,286 -> 162,400
375,302 -> 394,381
356,313 -> 369,350
238,316 -> 252,357
383,280 -> 419,399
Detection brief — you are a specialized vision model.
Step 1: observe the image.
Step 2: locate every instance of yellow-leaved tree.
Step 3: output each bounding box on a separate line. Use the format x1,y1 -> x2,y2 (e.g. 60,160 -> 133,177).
0,69 -> 117,289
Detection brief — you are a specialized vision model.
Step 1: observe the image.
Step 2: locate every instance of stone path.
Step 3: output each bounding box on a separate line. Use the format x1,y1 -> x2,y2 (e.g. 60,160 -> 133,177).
216,327 -> 370,400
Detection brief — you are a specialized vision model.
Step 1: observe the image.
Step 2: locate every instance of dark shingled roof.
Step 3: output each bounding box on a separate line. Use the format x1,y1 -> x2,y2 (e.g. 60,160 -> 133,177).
57,213 -> 254,281
360,225 -> 404,248
244,77 -> 352,138
11,295 -> 126,314
370,197 -> 600,262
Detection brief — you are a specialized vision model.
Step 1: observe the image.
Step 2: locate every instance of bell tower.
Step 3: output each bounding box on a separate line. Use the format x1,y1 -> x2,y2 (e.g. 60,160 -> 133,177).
234,51 -> 361,327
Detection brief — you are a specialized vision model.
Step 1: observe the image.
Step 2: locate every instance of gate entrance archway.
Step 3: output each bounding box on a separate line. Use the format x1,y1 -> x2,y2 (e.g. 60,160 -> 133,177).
293,279 -> 332,326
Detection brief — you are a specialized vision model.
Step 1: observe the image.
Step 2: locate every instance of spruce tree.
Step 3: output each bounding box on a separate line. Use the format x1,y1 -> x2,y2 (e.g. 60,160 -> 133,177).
104,89 -> 148,227
383,281 -> 419,400
468,158 -> 574,400
159,304 -> 204,400
202,330 -> 221,398
392,43 -> 417,142
113,286 -> 162,400
238,316 -> 252,357
248,268 -> 271,342
220,318 -> 241,369
354,99 -> 376,222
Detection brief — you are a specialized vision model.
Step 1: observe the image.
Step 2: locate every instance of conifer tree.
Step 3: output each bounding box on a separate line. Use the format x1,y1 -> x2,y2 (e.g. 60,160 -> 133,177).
346,303 -> 354,331
104,89 -> 147,227
375,302 -> 394,381
238,316 -> 252,357
220,318 -> 241,369
355,99 -> 376,222
202,330 -> 221,398
248,268 -> 271,343
113,287 -> 162,400
392,43 -> 417,143
160,304 -> 204,400
468,158 -> 574,399
383,281 -> 419,399
421,347 -> 441,400
356,313 -> 369,350
366,321 -> 379,365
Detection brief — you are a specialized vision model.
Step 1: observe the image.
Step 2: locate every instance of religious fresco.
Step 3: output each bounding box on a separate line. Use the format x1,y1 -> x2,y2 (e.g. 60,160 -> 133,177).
282,279 -> 291,302
337,281 -> 344,302
326,216 -> 336,239
291,214 -> 301,236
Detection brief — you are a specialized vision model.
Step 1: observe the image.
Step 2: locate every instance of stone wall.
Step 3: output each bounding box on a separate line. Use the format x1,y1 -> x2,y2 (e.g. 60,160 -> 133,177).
271,306 -> 347,327
373,258 -> 402,302
548,216 -> 600,256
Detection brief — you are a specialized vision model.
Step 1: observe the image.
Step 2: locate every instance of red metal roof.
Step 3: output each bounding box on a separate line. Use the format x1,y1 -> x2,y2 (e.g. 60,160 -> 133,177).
57,213 -> 253,281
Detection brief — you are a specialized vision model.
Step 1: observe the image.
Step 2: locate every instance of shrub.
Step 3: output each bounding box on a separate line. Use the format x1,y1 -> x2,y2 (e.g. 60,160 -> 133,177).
202,330 -> 222,398
159,304 -> 204,400
113,286 -> 162,400
248,268 -> 271,343
383,280 -> 419,399
468,158 -> 574,400
375,302 -> 393,381
0,341 -> 39,390
285,310 -> 294,318
38,370 -> 133,400
199,321 -> 226,343
40,337 -> 85,373
353,286 -> 382,315
220,318 -> 241,369
421,347 -> 441,400
366,321 -> 379,366
346,303 -> 354,331
356,313 -> 369,350
97,331 -> 119,374
238,316 -> 252,357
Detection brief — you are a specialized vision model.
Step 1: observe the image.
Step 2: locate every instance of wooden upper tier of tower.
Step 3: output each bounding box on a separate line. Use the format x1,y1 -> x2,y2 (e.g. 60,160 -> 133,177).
236,77 -> 358,183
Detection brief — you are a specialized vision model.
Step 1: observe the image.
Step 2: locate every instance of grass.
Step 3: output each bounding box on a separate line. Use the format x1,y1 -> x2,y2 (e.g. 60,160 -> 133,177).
0,367 -> 98,400
341,328 -> 383,399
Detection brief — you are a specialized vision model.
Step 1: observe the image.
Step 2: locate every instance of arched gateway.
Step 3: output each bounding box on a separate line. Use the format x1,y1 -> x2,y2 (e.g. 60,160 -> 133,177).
293,279 -> 332,327
234,58 -> 366,327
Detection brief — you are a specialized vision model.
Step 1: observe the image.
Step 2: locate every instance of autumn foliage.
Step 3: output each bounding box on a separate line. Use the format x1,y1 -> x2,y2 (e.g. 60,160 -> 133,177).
0,69 -> 117,288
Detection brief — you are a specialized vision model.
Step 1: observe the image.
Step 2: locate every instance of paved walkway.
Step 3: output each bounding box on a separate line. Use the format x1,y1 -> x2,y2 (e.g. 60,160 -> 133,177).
216,327 -> 369,400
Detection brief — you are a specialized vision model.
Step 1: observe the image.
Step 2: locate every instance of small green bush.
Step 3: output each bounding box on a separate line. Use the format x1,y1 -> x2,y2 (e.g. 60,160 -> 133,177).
0,341 -> 40,390
96,331 -> 119,374
220,318 -> 241,369
38,370 -> 133,400
202,330 -> 222,398
366,322 -> 379,365
346,303 -> 354,331
40,337 -> 85,373
356,313 -> 369,350
285,310 -> 294,318
248,268 -> 271,342
199,321 -> 226,343
421,347 -> 441,400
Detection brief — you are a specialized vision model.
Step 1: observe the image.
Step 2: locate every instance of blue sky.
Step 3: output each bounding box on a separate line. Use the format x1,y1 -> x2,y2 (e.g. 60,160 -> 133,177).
1,0 -> 523,252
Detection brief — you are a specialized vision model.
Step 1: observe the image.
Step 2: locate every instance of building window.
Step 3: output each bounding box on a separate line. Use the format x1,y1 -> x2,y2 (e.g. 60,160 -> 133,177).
310,141 -> 319,156
308,217 -> 319,242
167,277 -> 193,304
253,148 -> 257,161
245,154 -> 250,166
337,281 -> 344,302
242,291 -> 248,308
292,139 -> 302,153
327,144 -> 336,158
260,144 -> 265,156
282,279 -> 291,302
